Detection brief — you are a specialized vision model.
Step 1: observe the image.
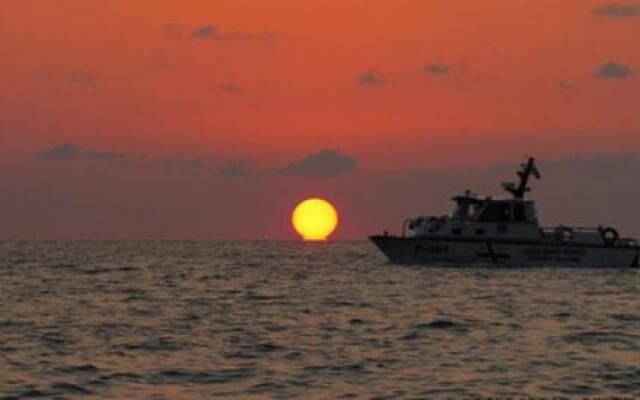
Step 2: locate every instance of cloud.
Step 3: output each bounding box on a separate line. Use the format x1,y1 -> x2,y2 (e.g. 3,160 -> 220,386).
559,80 -> 578,90
66,71 -> 94,85
83,149 -> 129,160
193,25 -> 220,39
224,30 -> 266,41
279,149 -> 357,179
356,70 -> 386,86
214,83 -> 244,93
423,63 -> 451,76
594,61 -> 634,79
137,158 -> 203,170
593,3 -> 639,17
36,143 -> 126,161
36,143 -> 83,160
216,161 -> 250,179
35,144 -> 209,173
192,25 -> 267,41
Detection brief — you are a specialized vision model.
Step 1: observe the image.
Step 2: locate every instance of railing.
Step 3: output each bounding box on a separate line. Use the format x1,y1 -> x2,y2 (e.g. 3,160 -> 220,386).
400,221 -> 638,248
402,216 -> 449,237
541,226 -> 602,233
619,238 -> 639,247
541,226 -> 638,248
401,219 -> 411,237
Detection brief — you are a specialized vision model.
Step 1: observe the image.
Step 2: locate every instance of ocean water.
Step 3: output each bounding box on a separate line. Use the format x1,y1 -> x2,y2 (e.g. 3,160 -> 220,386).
1,240 -> 639,399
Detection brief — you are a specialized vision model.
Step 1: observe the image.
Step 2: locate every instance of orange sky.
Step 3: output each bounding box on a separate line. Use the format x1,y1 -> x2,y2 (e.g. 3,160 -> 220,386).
1,0 -> 639,238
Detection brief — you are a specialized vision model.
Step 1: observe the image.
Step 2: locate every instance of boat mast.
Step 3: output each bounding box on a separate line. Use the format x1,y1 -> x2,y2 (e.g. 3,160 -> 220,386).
503,157 -> 541,199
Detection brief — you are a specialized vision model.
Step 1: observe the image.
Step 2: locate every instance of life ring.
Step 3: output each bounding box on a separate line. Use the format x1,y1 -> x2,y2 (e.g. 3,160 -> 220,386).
555,226 -> 573,244
601,227 -> 619,246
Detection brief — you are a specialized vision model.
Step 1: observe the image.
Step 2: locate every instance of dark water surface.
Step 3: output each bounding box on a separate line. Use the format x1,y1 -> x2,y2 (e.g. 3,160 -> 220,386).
1,240 -> 639,399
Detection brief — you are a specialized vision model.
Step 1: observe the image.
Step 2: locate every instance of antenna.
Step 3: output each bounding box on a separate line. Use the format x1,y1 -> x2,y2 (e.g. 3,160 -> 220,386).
503,157 -> 541,199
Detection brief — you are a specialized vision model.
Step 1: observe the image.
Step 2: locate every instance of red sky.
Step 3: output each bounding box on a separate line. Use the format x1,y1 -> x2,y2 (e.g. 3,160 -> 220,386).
1,1 -> 639,238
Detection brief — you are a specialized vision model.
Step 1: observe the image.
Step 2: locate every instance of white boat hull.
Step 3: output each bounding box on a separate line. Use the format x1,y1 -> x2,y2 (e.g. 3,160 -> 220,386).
370,236 -> 640,268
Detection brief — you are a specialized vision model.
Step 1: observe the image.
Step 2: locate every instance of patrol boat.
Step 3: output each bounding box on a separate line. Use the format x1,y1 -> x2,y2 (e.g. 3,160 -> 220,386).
370,158 -> 639,267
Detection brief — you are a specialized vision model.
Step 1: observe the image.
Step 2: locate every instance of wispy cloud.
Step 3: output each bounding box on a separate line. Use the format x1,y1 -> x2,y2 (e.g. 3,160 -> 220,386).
216,161 -> 251,179
594,61 -> 634,79
559,80 -> 579,91
423,63 -> 451,76
279,149 -> 357,179
213,83 -> 244,93
36,143 -> 126,161
355,70 -> 386,86
192,24 -> 269,41
192,25 -> 220,39
35,144 -> 206,172
66,71 -> 94,86
593,3 -> 639,17
135,157 -> 203,170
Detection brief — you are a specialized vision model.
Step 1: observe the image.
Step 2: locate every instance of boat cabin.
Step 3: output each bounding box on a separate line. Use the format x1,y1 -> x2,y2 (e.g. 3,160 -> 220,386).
451,194 -> 538,224
404,158 -> 544,239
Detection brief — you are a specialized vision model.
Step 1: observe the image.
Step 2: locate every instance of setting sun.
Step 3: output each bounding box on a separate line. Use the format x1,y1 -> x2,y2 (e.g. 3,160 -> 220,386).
292,198 -> 338,241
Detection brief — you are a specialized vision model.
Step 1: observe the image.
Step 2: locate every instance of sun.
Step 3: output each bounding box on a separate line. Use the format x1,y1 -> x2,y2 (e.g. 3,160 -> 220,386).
292,198 -> 338,241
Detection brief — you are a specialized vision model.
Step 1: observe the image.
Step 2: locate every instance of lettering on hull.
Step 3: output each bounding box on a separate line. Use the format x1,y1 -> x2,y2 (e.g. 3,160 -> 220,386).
522,246 -> 585,263
476,242 -> 510,264
415,243 -> 449,254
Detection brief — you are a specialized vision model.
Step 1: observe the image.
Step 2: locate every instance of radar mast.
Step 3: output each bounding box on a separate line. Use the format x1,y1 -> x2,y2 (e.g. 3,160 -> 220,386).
502,157 -> 541,199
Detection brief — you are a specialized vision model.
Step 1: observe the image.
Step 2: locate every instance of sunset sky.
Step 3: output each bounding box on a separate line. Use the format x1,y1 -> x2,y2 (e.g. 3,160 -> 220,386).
1,1 -> 639,239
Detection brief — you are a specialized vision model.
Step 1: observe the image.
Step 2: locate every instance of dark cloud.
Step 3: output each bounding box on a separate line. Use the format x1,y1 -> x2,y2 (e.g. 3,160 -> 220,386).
216,161 -> 250,179
137,158 -> 203,170
279,149 -> 357,179
35,144 -> 209,173
36,144 -> 126,161
193,25 -> 220,39
224,30 -> 266,41
356,70 -> 385,86
559,80 -> 578,91
593,3 -> 639,17
423,63 -> 451,76
66,71 -> 94,85
83,150 -> 129,160
192,25 -> 267,41
594,61 -> 634,79
214,83 -> 244,93
36,143 -> 83,160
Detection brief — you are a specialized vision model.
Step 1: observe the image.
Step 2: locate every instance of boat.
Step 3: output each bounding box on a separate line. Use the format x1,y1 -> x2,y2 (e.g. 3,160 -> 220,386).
370,157 -> 639,267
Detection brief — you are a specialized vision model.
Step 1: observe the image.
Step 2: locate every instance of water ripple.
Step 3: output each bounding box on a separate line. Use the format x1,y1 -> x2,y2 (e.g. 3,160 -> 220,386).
0,240 -> 639,398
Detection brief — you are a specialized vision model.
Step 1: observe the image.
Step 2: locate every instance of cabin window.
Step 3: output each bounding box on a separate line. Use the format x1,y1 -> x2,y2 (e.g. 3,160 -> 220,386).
477,203 -> 512,222
526,205 -> 538,222
452,228 -> 462,235
513,203 -> 527,222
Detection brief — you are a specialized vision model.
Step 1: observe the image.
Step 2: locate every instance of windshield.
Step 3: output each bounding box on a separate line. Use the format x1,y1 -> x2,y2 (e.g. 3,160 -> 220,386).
453,201 -> 482,220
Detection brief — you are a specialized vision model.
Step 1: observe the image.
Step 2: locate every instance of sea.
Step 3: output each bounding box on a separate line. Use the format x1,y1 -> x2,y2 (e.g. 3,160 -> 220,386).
0,240 -> 639,399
